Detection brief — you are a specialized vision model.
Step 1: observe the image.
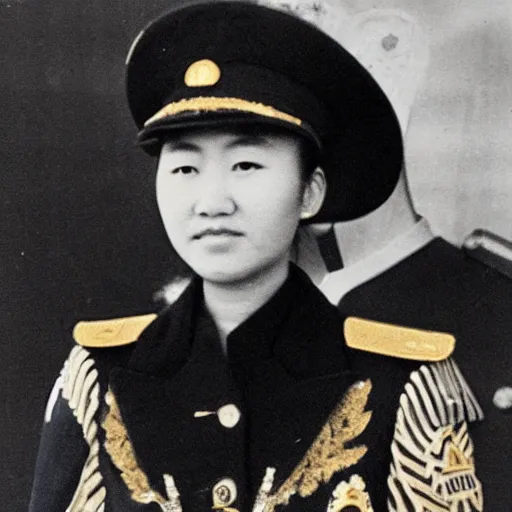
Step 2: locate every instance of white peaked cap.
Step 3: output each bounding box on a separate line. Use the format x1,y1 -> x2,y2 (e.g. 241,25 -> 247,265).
256,0 -> 350,41
259,1 -> 429,135
339,9 -> 429,135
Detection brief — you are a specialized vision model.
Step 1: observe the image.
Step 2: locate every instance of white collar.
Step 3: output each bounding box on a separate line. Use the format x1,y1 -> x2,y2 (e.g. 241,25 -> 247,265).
319,218 -> 435,305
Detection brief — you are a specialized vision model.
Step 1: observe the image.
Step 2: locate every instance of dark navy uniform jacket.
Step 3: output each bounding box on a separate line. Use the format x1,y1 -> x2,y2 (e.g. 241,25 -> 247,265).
29,265 -> 483,511
323,226 -> 511,511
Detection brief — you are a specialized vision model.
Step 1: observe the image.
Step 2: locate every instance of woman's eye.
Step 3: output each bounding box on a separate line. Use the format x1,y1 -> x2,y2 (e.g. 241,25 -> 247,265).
232,161 -> 263,172
170,166 -> 197,175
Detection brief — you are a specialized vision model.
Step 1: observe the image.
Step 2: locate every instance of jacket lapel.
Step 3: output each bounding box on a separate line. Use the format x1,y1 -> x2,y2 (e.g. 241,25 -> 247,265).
107,281 -> 247,509
240,273 -> 366,502
109,359 -> 246,508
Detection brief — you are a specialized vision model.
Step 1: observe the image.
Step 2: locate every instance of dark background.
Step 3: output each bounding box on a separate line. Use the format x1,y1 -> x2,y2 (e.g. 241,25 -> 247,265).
0,1 -> 178,509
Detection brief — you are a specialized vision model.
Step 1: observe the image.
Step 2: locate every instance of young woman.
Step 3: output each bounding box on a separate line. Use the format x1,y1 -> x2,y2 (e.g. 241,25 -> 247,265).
29,2 -> 483,511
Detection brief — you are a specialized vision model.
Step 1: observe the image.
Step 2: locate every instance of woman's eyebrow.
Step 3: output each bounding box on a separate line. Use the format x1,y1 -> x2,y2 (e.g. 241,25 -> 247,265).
165,140 -> 201,152
226,135 -> 272,150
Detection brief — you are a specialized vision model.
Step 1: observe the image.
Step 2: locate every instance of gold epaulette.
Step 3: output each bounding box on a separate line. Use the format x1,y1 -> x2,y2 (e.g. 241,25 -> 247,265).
344,317 -> 455,361
73,313 -> 158,348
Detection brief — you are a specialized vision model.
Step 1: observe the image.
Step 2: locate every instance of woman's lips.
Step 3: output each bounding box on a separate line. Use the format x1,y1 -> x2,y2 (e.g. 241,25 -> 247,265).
192,228 -> 244,240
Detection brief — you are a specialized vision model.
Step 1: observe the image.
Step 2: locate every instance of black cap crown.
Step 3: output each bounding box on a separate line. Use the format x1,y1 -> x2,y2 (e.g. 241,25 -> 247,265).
126,1 -> 403,221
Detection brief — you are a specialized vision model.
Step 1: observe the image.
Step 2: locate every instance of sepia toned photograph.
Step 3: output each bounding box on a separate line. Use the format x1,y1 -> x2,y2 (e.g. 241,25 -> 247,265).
0,0 -> 510,510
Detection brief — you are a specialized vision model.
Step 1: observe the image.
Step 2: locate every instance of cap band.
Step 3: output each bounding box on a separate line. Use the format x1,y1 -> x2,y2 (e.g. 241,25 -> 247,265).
144,96 -> 303,128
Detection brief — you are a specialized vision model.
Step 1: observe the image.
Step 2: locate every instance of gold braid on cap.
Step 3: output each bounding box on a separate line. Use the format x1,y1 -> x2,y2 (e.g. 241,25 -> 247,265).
144,97 -> 302,127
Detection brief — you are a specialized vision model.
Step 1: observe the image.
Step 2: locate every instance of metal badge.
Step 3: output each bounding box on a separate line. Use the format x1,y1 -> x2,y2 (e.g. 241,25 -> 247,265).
327,475 -> 374,512
184,59 -> 221,87
213,478 -> 237,507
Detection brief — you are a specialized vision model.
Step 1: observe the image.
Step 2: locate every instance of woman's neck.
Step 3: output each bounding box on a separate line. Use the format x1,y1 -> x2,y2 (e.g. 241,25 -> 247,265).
203,260 -> 289,351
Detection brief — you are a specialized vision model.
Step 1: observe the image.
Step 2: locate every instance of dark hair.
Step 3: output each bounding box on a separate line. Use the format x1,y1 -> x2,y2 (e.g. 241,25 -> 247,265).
297,135 -> 318,184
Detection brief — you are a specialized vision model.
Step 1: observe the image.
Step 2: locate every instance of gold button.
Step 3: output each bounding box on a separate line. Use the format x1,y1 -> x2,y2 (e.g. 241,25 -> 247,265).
184,59 -> 221,87
213,478 -> 237,506
217,404 -> 241,428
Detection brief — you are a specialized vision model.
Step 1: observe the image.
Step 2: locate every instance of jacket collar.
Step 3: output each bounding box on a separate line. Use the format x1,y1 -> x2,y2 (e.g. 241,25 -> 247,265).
107,264 -> 356,508
128,263 -> 351,380
126,275 -> 201,377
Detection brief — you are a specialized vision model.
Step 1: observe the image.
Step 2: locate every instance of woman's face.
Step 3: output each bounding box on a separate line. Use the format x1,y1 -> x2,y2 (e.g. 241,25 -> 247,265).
156,127 -> 321,285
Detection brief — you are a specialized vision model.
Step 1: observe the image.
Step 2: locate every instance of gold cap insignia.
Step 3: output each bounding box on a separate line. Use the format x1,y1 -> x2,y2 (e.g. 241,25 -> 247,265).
344,317 -> 455,361
73,313 -> 157,348
327,475 -> 374,512
184,59 -> 221,87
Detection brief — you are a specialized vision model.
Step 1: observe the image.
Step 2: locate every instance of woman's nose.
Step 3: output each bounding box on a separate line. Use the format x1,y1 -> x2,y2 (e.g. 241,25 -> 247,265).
193,171 -> 236,217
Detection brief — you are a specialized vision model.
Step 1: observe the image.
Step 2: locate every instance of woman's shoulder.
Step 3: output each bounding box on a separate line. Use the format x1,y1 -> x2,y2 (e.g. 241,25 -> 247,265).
43,310 -> 162,427
70,275 -> 192,351
343,315 -> 455,362
54,311 -> 160,386
72,312 -> 158,350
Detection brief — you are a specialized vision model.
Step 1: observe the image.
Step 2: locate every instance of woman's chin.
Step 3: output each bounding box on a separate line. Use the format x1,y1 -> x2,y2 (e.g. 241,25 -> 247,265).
193,260 -> 289,288
191,263 -> 251,286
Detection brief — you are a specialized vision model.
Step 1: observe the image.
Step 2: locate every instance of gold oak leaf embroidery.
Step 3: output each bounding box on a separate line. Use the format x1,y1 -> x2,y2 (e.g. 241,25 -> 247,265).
264,380 -> 372,511
102,390 -> 182,509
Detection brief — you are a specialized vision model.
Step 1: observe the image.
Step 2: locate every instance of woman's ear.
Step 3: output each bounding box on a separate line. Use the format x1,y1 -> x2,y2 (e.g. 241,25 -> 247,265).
300,167 -> 327,220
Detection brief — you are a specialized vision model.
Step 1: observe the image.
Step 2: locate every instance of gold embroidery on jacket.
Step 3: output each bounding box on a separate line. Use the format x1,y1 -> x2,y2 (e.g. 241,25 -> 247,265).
262,380 -> 372,511
102,390 -> 172,507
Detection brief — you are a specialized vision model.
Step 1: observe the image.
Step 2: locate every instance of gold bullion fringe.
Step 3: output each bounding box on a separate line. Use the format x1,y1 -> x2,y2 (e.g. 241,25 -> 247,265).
62,346 -> 106,510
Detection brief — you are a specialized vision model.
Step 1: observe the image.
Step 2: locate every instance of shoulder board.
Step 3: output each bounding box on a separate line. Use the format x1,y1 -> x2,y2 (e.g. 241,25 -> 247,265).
344,317 -> 455,361
73,313 -> 158,348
